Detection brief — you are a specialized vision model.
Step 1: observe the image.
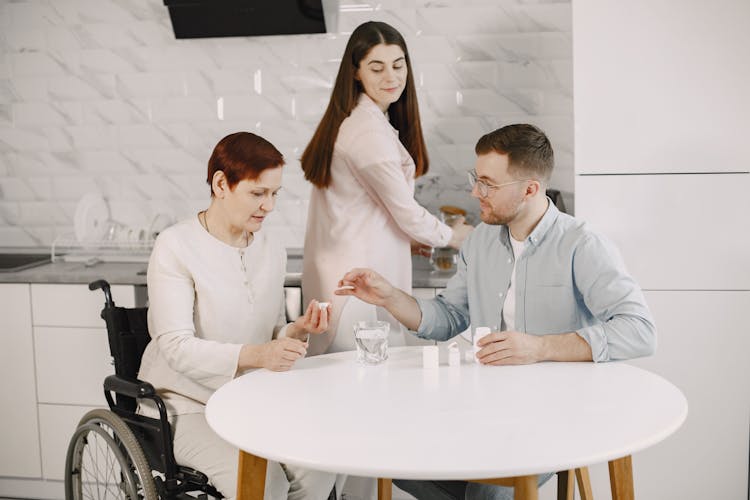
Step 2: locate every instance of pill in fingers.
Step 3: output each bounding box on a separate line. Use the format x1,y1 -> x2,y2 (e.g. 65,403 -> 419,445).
318,302 -> 330,310
335,285 -> 355,291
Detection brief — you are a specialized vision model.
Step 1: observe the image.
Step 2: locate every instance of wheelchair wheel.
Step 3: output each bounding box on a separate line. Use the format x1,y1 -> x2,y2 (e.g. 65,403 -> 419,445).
65,409 -> 158,500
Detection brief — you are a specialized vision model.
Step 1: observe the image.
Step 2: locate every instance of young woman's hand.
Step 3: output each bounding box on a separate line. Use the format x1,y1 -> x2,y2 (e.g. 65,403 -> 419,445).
447,222 -> 473,249
410,240 -> 432,258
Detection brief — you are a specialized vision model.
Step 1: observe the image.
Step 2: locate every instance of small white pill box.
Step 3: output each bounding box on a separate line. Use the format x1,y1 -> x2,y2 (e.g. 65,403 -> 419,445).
473,326 -> 492,359
422,346 -> 439,369
448,342 -> 460,367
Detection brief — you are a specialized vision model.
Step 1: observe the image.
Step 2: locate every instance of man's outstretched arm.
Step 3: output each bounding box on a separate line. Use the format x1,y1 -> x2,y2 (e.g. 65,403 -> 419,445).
335,268 -> 422,330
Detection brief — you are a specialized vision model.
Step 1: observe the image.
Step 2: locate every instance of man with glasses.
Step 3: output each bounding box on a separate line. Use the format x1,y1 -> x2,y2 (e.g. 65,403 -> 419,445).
335,123 -> 656,500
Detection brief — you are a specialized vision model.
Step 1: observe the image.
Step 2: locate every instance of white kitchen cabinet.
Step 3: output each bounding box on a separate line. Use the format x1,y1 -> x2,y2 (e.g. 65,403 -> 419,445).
573,0 -> 750,175
34,326 -> 113,406
575,173 -> 750,290
0,284 -> 42,479
29,284 -> 136,483
38,404 -> 99,481
31,283 -> 135,327
574,1 -> 750,498
582,290 -> 750,499
412,288 -> 436,300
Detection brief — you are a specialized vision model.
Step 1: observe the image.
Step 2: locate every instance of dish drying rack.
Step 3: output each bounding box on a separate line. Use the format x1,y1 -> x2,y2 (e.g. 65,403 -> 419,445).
51,234 -> 155,264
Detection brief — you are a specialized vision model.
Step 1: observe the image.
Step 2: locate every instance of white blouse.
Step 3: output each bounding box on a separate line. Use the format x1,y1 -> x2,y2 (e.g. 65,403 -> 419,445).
302,93 -> 452,355
139,217 -> 286,415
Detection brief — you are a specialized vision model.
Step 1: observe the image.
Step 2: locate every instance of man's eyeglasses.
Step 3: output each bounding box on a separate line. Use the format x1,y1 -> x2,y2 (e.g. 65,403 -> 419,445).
467,170 -> 531,198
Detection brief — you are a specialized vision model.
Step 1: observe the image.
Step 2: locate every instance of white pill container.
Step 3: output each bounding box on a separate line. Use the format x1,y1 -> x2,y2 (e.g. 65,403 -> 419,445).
473,326 -> 492,360
422,345 -> 439,369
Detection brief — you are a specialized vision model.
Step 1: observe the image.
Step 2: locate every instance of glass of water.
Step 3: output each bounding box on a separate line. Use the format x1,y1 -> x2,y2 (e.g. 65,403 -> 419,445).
353,321 -> 390,365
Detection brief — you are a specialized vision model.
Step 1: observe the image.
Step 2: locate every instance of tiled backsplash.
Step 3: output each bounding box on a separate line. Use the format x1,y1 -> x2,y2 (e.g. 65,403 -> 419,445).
0,0 -> 572,248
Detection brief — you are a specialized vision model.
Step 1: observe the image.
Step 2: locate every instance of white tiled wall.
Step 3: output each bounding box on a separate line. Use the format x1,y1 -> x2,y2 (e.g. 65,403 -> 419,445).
0,0 -> 573,248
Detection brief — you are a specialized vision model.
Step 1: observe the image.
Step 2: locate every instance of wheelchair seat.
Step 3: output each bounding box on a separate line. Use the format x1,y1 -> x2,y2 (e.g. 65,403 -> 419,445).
64,279 -> 223,500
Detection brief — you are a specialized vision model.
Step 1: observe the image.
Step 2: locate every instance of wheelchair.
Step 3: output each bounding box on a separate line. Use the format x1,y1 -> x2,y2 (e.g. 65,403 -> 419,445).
64,279 -> 223,500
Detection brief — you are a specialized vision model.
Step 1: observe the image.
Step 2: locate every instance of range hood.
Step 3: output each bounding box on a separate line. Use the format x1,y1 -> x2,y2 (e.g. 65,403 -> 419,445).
163,0 -> 328,39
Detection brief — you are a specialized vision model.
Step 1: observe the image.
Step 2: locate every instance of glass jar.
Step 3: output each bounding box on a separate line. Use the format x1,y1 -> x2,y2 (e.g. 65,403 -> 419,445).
439,205 -> 467,227
430,246 -> 458,273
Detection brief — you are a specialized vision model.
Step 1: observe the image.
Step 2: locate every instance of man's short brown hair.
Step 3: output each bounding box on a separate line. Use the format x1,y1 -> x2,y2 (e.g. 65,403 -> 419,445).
475,124 -> 554,182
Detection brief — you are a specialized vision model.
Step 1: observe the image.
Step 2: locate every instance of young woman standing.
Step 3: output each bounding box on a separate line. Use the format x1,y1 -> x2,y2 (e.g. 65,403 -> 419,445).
301,21 -> 472,358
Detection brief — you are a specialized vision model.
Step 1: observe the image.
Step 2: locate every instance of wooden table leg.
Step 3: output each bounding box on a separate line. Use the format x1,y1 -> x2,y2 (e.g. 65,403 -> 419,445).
557,470 -> 575,500
377,478 -> 392,500
513,475 -> 539,500
609,455 -> 634,500
236,450 -> 268,500
470,475 -> 538,500
576,467 -> 594,500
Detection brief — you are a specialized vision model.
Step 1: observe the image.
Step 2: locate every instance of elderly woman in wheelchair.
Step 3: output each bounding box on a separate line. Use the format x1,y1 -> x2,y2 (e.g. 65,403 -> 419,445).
66,132 -> 339,500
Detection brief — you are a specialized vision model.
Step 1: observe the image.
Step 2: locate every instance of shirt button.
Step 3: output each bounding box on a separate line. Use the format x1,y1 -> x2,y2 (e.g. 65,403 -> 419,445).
507,258 -> 512,263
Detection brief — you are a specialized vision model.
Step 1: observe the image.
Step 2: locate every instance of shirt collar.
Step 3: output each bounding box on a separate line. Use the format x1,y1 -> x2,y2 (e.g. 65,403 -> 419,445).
526,197 -> 559,246
357,93 -> 383,115
498,197 -> 560,248
357,93 -> 398,132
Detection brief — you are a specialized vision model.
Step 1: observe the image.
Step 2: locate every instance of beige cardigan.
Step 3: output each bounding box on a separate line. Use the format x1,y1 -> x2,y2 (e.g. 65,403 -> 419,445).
302,94 -> 452,355
139,217 -> 286,415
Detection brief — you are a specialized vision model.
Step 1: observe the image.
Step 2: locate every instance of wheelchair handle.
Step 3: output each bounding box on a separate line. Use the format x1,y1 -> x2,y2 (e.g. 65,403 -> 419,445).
89,279 -> 114,307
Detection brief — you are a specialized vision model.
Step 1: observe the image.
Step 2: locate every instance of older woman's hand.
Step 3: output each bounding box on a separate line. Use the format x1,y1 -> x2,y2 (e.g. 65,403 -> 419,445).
287,300 -> 330,341
239,338 -> 307,372
259,338 -> 308,371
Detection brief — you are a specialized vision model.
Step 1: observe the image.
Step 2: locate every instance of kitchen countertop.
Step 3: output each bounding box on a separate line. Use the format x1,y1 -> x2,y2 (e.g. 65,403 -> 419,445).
0,253 -> 454,289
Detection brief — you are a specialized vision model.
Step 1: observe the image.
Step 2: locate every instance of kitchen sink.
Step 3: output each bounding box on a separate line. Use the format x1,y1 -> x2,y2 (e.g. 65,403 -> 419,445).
0,253 -> 51,272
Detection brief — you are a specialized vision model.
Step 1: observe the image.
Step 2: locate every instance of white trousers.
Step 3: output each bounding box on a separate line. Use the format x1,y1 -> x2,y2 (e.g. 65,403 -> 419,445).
171,412 -> 340,500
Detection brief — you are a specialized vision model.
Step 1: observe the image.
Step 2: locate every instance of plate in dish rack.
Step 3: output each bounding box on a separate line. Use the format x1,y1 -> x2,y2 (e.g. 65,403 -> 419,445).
74,193 -> 110,242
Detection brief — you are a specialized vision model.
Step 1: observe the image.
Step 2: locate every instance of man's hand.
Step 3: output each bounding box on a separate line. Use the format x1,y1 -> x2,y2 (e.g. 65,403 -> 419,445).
336,268 -> 423,330
335,268 -> 395,307
476,331 -> 545,365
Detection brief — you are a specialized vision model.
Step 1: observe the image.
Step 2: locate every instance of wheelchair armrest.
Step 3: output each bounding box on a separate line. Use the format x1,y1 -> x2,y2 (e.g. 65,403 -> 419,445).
104,375 -> 170,429
104,374 -> 156,398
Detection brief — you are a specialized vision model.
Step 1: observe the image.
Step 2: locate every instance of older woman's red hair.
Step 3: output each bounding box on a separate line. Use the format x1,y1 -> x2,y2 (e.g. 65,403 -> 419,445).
207,132 -> 285,196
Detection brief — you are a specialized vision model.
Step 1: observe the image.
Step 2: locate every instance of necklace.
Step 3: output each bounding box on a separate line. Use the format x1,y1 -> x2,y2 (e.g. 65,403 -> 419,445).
201,210 -> 250,247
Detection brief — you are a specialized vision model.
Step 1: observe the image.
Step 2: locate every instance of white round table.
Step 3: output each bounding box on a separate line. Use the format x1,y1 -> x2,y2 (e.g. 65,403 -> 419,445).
206,347 -> 687,499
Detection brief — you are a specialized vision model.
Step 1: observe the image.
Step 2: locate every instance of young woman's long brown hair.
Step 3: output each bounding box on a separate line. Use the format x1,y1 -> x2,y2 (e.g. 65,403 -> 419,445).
300,21 -> 429,188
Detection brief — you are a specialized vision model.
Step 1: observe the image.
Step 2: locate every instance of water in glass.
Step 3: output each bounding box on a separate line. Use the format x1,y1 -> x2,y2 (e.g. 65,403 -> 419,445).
354,321 -> 390,364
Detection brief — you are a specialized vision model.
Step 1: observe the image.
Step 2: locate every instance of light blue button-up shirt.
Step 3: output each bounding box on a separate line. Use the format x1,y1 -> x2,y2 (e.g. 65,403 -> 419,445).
416,201 -> 656,362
